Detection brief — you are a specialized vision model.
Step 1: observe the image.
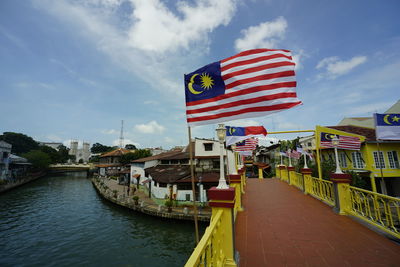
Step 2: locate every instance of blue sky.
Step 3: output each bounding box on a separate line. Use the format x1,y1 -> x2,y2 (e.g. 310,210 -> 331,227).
1,0 -> 399,149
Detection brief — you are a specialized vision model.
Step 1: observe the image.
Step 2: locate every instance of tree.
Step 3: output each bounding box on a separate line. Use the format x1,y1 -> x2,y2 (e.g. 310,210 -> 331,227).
22,150 -> 51,170
0,132 -> 39,155
57,145 -> 70,163
38,145 -> 60,164
119,149 -> 152,165
125,144 -> 137,150
90,143 -> 114,154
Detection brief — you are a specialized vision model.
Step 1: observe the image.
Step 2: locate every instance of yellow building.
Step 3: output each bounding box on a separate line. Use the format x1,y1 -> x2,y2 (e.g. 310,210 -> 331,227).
317,125 -> 400,197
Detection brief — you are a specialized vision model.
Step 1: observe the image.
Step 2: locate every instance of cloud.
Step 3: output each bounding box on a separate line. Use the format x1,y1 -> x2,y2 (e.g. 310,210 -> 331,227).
343,101 -> 394,116
112,138 -> 140,147
134,120 -> 165,134
128,0 -> 237,53
35,0 -> 238,96
316,56 -> 367,79
101,129 -> 118,135
234,16 -> 287,51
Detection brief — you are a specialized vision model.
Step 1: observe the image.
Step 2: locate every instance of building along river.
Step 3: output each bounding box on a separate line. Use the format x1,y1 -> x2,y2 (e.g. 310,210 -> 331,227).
0,172 -> 203,267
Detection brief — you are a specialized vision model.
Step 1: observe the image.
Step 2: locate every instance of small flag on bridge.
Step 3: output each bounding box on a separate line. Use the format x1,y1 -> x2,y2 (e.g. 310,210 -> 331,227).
225,125 -> 267,146
320,132 -> 361,150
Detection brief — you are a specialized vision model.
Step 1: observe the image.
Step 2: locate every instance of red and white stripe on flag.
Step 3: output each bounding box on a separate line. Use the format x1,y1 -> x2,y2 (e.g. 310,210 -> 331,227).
235,138 -> 258,151
186,49 -> 302,126
321,135 -> 361,150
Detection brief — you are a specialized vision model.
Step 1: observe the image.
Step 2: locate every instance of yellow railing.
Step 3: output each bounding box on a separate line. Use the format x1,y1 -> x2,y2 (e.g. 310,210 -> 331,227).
275,167 -> 280,179
291,172 -> 304,191
305,176 -> 335,206
281,168 -> 289,183
185,210 -> 226,267
345,185 -> 400,239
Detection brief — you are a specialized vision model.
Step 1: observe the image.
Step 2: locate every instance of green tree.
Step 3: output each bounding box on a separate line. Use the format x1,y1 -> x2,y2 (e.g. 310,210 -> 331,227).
38,145 -> 60,164
0,132 -> 39,155
90,143 -> 114,154
57,145 -> 70,163
22,150 -> 51,170
119,149 -> 152,165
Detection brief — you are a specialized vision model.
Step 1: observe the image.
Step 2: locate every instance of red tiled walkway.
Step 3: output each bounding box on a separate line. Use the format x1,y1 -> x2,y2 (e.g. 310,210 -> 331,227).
235,179 -> 400,267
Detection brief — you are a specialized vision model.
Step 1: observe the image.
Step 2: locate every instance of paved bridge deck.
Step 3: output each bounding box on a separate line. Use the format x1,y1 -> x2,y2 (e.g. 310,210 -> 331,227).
235,179 -> 400,267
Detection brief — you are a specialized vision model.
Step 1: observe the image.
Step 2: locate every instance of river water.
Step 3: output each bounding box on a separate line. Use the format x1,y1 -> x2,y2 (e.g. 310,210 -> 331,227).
0,172 -> 203,267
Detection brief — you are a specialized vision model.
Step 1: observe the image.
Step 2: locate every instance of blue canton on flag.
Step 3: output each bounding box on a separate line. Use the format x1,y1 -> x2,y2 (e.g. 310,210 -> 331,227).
375,113 -> 400,140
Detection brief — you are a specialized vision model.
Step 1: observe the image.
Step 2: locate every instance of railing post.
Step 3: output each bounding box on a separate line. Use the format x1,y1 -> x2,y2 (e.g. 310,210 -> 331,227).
301,168 -> 312,194
331,173 -> 352,215
229,174 -> 243,216
208,187 -> 238,267
278,165 -> 286,181
238,167 -> 245,194
287,166 -> 295,185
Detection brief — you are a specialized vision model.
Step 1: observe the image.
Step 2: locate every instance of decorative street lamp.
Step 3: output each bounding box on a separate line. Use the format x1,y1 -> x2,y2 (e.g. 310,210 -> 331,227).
216,124 -> 229,189
332,135 -> 343,174
288,148 -> 292,167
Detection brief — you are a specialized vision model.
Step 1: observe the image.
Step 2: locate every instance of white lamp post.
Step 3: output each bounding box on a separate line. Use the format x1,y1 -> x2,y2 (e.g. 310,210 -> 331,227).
332,135 -> 343,174
216,124 -> 229,189
303,151 -> 308,168
288,149 -> 292,167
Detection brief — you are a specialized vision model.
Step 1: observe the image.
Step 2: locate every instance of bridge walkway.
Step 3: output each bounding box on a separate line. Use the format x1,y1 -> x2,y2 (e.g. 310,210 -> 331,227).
235,178 -> 400,267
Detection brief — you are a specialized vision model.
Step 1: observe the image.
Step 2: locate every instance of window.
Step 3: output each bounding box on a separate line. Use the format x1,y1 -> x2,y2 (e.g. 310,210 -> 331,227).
387,151 -> 399,169
307,142 -> 312,147
170,159 -> 178,164
203,143 -> 213,151
180,159 -> 189,164
161,160 -> 169,164
185,194 -> 191,201
212,160 -> 220,169
339,152 -> 347,168
351,152 -> 364,169
373,151 -> 385,169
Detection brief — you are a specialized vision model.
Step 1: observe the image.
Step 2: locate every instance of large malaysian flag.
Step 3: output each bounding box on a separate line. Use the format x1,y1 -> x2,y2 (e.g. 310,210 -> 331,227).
184,49 -> 302,126
320,132 -> 361,150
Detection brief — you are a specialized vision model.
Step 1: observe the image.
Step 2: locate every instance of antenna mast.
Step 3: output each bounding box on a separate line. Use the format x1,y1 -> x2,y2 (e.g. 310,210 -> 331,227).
119,120 -> 124,148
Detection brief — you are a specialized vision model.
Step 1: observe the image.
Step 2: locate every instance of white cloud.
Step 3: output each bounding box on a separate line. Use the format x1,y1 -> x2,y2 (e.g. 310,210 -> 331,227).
112,138 -> 140,147
134,120 -> 165,134
227,119 -> 262,127
101,129 -> 118,135
316,56 -> 367,79
234,16 -> 287,51
128,0 -> 237,53
45,134 -> 63,142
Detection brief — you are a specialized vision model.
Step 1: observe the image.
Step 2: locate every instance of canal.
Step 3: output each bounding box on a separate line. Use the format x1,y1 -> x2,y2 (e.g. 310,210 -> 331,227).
0,172 -> 203,267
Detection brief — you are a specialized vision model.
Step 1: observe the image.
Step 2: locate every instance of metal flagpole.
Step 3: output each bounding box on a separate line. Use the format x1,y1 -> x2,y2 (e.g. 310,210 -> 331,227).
376,140 -> 385,193
188,126 -> 200,244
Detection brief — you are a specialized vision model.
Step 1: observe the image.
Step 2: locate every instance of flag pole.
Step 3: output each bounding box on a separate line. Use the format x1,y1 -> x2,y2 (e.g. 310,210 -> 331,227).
376,140 -> 385,193
188,126 -> 200,244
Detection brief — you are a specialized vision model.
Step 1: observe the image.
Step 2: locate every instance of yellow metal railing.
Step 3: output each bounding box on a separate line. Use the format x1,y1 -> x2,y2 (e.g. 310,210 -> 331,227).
281,169 -> 289,183
292,172 -> 304,191
275,167 -> 280,179
345,185 -> 400,239
185,210 -> 226,267
305,176 -> 335,206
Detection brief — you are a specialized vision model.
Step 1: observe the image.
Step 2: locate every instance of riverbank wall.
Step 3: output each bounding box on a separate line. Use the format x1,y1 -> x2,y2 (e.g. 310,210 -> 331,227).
92,178 -> 211,222
0,171 -> 47,194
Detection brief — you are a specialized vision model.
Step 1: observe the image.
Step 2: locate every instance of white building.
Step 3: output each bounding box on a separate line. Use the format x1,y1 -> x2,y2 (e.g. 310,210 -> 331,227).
69,140 -> 90,163
130,138 -> 235,202
0,141 -> 12,179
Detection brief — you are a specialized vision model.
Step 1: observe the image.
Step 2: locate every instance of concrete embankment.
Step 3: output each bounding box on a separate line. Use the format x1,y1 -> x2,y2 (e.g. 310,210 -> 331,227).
92,178 -> 211,222
0,172 -> 46,194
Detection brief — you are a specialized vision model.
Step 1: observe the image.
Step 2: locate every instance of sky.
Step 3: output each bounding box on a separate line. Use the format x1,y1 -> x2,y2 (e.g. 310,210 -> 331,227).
1,0 -> 399,149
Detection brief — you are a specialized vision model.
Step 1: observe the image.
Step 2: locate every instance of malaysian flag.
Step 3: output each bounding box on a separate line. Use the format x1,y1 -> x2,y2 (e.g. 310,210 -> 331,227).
234,138 -> 258,152
320,132 -> 361,150
184,49 -> 302,126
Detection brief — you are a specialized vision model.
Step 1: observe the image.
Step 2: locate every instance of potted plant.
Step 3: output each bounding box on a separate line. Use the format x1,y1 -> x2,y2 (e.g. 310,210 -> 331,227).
165,200 -> 173,212
132,195 -> 139,205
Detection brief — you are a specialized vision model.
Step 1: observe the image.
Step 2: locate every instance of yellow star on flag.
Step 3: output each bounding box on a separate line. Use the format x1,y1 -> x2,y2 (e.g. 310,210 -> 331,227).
392,116 -> 400,122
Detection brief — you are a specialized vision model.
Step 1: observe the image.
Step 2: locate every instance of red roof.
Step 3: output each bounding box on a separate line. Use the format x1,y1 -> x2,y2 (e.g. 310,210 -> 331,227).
327,125 -> 376,141
131,149 -> 187,163
100,148 -> 130,158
